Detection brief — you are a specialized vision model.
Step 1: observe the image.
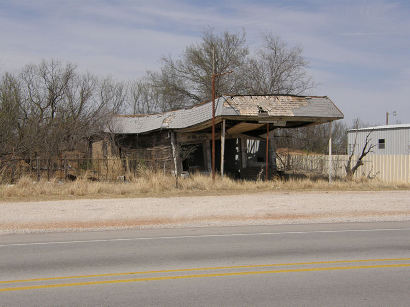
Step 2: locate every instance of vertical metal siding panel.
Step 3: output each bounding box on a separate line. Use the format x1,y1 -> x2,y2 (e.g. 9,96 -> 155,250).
390,155 -> 393,182
405,154 -> 409,183
399,155 -> 403,181
392,155 -> 396,182
393,130 -> 398,154
380,155 -> 385,181
378,155 -> 383,181
386,155 -> 391,182
384,155 -> 388,182
399,155 -> 405,182
374,155 -> 380,181
394,155 -> 398,182
402,155 -> 406,182
401,155 -> 405,182
398,155 -> 402,182
379,155 -> 384,181
390,155 -> 394,182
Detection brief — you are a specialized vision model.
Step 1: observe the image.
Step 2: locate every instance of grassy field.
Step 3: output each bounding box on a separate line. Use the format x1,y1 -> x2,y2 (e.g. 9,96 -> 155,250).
1,171 -> 410,202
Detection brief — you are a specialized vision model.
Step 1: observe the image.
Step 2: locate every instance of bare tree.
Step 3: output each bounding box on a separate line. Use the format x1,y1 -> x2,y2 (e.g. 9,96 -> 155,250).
0,73 -> 22,158
0,60 -> 127,161
99,77 -> 127,114
243,34 -> 314,95
148,29 -> 249,110
141,29 -> 314,112
128,78 -> 161,114
273,121 -> 347,155
345,127 -> 375,180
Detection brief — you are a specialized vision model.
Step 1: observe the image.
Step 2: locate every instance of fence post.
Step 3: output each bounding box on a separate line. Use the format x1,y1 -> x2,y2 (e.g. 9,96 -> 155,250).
47,159 -> 50,181
170,131 -> 179,188
97,159 -> 100,181
64,158 -> 67,180
36,157 -> 40,181
328,122 -> 333,183
10,160 -> 15,184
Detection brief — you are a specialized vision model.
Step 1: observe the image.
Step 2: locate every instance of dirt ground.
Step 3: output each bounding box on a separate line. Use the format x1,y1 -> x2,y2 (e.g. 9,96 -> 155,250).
1,190 -> 410,234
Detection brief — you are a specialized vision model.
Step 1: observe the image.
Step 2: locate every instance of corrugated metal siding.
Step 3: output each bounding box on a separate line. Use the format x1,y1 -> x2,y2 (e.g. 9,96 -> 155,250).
348,127 -> 410,155
281,154 -> 410,183
356,154 -> 410,182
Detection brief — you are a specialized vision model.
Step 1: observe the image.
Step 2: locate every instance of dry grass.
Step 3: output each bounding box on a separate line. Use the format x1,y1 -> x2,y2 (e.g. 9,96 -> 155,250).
1,172 -> 409,202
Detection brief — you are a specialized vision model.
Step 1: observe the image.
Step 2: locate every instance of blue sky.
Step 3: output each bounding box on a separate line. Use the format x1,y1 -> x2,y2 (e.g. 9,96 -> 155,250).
1,0 -> 409,125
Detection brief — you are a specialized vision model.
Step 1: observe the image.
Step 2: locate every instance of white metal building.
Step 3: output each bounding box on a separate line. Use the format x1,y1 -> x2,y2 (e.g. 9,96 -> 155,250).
347,124 -> 410,155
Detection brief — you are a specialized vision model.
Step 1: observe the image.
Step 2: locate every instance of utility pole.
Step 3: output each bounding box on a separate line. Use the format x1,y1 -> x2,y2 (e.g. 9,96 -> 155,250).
210,46 -> 232,182
212,47 -> 216,181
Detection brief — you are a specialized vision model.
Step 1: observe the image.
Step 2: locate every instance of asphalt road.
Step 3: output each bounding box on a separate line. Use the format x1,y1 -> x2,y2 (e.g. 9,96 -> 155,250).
1,221 -> 410,306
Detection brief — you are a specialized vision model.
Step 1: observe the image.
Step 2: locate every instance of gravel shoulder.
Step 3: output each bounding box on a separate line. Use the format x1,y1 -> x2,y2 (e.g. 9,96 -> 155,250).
1,190 -> 410,234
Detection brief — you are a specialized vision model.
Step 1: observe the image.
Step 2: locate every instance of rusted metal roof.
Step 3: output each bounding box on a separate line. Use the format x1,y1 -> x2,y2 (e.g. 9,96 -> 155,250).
107,95 -> 343,134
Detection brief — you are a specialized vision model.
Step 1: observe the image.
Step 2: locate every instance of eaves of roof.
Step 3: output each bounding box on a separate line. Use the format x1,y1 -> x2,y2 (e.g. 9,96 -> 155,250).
107,95 -> 344,134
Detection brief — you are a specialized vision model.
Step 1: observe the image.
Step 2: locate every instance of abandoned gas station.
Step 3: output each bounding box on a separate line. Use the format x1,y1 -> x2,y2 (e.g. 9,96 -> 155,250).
97,95 -> 343,179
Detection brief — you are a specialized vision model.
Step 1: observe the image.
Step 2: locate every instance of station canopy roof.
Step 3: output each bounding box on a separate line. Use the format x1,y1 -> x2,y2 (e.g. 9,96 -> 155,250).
107,95 -> 344,137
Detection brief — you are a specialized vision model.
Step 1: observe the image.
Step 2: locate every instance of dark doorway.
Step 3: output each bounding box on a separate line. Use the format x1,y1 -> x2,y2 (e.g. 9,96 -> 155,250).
181,143 -> 204,172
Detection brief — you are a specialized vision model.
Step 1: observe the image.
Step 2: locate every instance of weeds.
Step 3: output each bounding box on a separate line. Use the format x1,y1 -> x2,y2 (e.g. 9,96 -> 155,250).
0,172 -> 409,202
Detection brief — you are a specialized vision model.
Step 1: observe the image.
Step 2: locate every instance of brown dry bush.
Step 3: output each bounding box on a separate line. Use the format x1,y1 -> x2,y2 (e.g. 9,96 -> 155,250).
0,171 -> 409,202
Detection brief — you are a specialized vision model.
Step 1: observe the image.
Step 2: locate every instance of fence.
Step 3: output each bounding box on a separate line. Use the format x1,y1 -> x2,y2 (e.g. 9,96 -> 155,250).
0,156 -> 173,183
276,153 -> 410,183
1,154 -> 409,183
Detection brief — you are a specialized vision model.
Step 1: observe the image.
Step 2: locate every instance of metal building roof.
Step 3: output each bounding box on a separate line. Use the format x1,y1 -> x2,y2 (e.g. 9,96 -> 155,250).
108,95 -> 343,134
348,123 -> 410,133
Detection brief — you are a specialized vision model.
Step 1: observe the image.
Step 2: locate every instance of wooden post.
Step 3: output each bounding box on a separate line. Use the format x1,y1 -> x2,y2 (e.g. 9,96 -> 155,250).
97,159 -> 100,181
47,159 -> 50,181
220,119 -> 226,177
64,158 -> 68,180
240,137 -> 247,169
29,158 -> 32,178
205,141 -> 212,172
328,122 -> 332,183
126,156 -> 130,180
36,157 -> 40,181
170,131 -> 179,188
266,124 -> 269,181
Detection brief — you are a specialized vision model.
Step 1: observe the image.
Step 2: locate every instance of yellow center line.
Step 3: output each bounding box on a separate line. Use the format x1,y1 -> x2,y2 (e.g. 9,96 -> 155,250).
1,257 -> 410,284
1,263 -> 409,293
